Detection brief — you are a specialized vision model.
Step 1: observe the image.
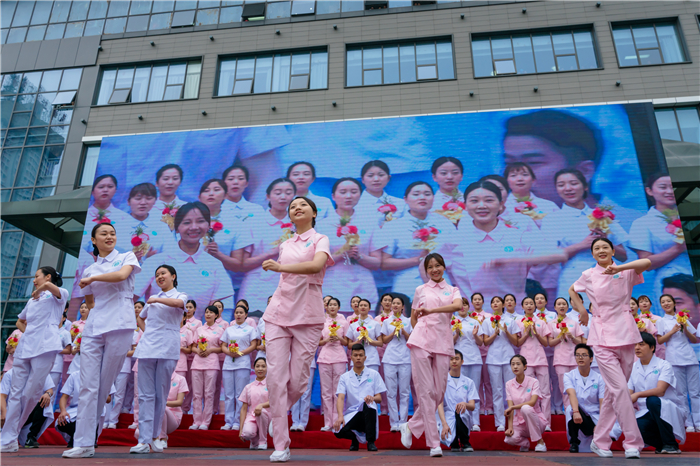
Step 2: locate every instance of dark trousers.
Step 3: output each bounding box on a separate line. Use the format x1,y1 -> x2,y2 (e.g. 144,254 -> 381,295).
335,403 -> 377,444
567,409 -> 596,446
23,402 -> 49,440
638,396 -> 678,449
55,421 -> 77,448
450,412 -> 471,449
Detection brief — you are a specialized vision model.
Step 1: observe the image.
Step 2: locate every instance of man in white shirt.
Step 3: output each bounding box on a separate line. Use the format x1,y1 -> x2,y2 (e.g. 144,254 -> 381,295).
0,368 -> 55,448
436,350 -> 478,453
564,343 -> 605,453
333,344 -> 387,452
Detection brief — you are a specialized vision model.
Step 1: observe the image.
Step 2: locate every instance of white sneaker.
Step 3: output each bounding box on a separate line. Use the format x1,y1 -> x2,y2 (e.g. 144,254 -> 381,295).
686,426 -> 696,433
430,447 -> 443,457
107,423 -> 117,429
320,426 -> 331,432
128,423 -> 138,429
519,446 -> 529,452
625,448 -> 640,459
189,424 -> 200,430
130,443 -> 151,454
295,426 -> 305,432
390,426 -> 399,432
1,441 -> 19,453
269,422 -> 274,436
535,443 -> 547,452
199,425 -> 209,430
496,426 -> 505,432
591,441 -> 614,458
161,439 -> 168,449
399,422 -> 413,449
231,424 -> 240,431
270,447 -> 291,462
151,439 -> 164,453
62,446 -> 95,458
544,425 -> 552,432
250,443 -> 258,450
221,424 -> 232,430
290,425 -> 299,431
258,443 -> 268,450
471,425 -> 481,432
556,409 -> 564,415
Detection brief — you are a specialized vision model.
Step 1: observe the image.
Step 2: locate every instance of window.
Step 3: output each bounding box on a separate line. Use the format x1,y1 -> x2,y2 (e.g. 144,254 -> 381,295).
95,60 -> 202,105
79,145 -> 100,186
655,107 -> 700,144
217,49 -> 327,96
472,27 -> 599,78
346,39 -> 454,87
612,20 -> 687,67
1,68 -> 82,202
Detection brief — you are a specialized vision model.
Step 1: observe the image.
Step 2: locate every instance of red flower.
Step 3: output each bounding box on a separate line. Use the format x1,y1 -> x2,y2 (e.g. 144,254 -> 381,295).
672,219 -> 682,228
591,208 -> 605,219
131,236 -> 143,247
442,201 -> 466,211
162,207 -> 171,215
381,315 -> 390,322
634,317 -> 641,323
429,227 -> 439,235
559,322 -> 567,328
603,210 -> 615,219
378,204 -> 397,213
212,221 -> 223,232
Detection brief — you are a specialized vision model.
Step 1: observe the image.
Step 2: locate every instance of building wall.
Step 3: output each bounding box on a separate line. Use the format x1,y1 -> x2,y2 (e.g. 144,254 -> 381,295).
83,0 -> 699,139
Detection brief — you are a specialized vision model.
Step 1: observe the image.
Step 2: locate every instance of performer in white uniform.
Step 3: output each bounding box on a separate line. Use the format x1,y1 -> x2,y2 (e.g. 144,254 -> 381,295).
380,296 -> 413,432
436,350 -> 478,452
564,343 -> 605,453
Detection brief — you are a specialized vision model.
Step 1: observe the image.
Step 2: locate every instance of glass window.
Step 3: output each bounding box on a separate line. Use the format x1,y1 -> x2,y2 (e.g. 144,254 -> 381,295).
219,6 -> 242,23
30,2 -> 53,25
149,13 -> 172,29
52,91 -> 76,105
44,23 -> 65,39
171,10 -> 195,27
473,28 -> 598,77
14,146 -> 42,186
20,72 -> 42,94
175,1 -> 197,10
126,15 -> 149,32
80,145 -> 100,186
50,1 -> 71,22
84,19 -> 105,36
342,1 -> 363,12
266,1 -> 290,19
1,2 -> 17,29
108,1 -> 130,17
11,1 -> 34,27
199,1 -> 221,8
64,21 -> 85,38
96,69 -> 116,105
131,67 -> 151,102
195,8 -> 219,25
25,24 -> 45,41
184,61 -> 201,99
316,0 -> 340,14
148,65 -> 167,100
25,127 -> 47,145
347,39 -> 452,87
655,107 -> 700,144
36,145 -> 64,185
69,1 -> 90,21
292,1 -> 315,16
104,17 -> 127,34
218,49 -> 327,96
130,0 -> 153,15
152,1 -> 175,13
30,93 -> 56,126
6,27 -> 27,43
612,21 -> 686,67
89,1 -> 109,19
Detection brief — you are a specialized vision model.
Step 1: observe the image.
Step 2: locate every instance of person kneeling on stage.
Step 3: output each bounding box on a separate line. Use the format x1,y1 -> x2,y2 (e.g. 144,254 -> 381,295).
0,368 -> 55,448
504,355 -> 548,452
239,357 -> 271,451
436,350 -> 478,452
564,344 -> 605,453
333,344 -> 387,452
628,332 -> 687,454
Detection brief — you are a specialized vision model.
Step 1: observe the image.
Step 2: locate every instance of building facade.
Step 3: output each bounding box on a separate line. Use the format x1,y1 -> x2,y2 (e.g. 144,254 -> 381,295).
1,0 -> 699,362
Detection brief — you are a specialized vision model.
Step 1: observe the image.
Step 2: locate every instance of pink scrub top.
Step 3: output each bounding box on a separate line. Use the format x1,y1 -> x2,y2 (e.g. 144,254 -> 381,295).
548,317 -> 584,366
506,375 -> 548,426
191,323 -> 226,371
409,279 -> 462,356
238,378 -> 271,422
263,228 -> 333,328
176,326 -> 193,372
516,316 -> 550,367
317,316 -> 349,365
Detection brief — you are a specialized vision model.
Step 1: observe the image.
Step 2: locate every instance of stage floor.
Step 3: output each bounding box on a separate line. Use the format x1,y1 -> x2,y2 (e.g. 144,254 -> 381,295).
3,446 -> 700,466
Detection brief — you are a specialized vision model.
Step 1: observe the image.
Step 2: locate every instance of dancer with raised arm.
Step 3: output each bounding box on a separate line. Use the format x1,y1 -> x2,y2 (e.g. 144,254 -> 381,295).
261,196 -> 334,463
568,237 -> 651,459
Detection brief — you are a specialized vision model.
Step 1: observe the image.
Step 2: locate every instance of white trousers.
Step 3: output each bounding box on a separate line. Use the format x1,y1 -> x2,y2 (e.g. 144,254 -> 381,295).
291,367 -> 314,428
223,368 -> 251,427
50,371 -> 62,409
137,358 -> 177,444
673,364 -> 700,428
1,352 -> 56,446
106,372 -> 130,426
462,364 -> 482,426
548,354 -> 563,411
487,363 -> 515,429
383,363 -> 411,428
74,329 -> 133,448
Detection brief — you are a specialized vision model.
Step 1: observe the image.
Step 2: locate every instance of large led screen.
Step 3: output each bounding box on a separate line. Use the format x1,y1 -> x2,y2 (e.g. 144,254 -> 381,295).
71,103 -> 697,337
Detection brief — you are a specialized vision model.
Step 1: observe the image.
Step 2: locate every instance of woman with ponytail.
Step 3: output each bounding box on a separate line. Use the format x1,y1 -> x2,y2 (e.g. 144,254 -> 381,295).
0,266 -> 69,453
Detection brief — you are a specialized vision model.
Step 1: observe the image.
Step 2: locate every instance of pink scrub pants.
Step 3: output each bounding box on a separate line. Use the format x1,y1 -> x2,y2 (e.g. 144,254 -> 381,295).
554,365 -> 576,409
407,346 -> 449,449
318,362 -> 346,429
525,365 -> 551,427
504,405 -> 546,447
241,411 -> 271,446
191,369 -> 219,428
265,321 -> 324,452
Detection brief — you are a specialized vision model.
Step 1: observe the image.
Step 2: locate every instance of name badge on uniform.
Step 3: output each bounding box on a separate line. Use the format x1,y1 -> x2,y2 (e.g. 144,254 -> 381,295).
504,246 -> 514,253
613,274 -> 621,279
443,291 -> 450,296
526,388 -> 531,393
113,260 -> 122,267
305,241 -> 312,248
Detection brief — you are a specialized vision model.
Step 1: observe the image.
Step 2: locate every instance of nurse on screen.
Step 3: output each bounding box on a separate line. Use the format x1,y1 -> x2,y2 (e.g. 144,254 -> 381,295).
286,161 -> 334,221
135,202 -> 235,320
151,164 -> 186,217
356,160 -> 406,228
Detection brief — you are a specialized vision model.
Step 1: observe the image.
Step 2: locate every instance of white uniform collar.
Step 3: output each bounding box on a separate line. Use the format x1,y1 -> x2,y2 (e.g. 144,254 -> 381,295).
96,249 -> 120,265
561,203 -> 592,216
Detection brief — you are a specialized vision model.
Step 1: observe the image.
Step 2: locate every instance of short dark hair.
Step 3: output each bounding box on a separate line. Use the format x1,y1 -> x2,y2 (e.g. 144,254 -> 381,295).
288,196 -> 317,228
639,331 -> 656,352
534,292 -> 548,303
236,299 -> 250,309
453,349 -> 463,361
510,354 -> 527,366
90,222 -> 116,256
463,180 -> 502,203
266,178 -> 297,209
205,305 -> 220,317
404,181 -> 434,198
358,298 -> 372,308
174,202 -> 211,232
155,264 -> 178,288
92,174 -> 118,191
39,266 -> 63,287
156,164 -> 183,183
480,174 -> 509,194
431,156 -> 463,175
574,343 -> 593,358
361,160 -> 390,178
591,237 -> 614,252
186,299 -> 197,309
135,301 -> 145,307
223,164 -> 250,181
128,182 -> 157,200
423,253 -> 446,273
332,177 -> 363,195
505,110 -> 602,167
287,161 -> 316,179
254,357 -> 267,367
327,297 -> 341,308
662,274 -> 699,304
351,343 -> 365,354
554,168 -> 589,198
504,162 -> 536,180
199,178 -> 227,195
521,296 -> 535,307
471,292 -> 483,301
234,305 -> 249,315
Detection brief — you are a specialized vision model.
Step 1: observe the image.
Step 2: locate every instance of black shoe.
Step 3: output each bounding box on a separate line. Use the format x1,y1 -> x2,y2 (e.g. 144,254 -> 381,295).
24,438 -> 39,448
367,442 -> 378,452
661,445 -> 681,454
349,440 -> 359,451
463,443 -> 474,452
569,444 -> 579,453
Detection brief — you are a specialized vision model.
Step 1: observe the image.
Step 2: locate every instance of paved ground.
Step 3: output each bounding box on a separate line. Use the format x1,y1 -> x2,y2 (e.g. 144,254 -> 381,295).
3,447 -> 700,466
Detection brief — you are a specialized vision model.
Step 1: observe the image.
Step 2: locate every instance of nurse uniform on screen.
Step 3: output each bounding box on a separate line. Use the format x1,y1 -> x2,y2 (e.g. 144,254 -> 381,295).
234,178 -> 297,314
316,178 -> 380,309
80,174 -> 131,259
503,163 -> 560,228
429,157 -> 465,227
150,164 -> 187,217
134,202 -> 235,320
438,181 -> 564,306
286,161 -> 334,221
356,160 -> 406,228
371,181 -> 455,298
221,164 -> 266,222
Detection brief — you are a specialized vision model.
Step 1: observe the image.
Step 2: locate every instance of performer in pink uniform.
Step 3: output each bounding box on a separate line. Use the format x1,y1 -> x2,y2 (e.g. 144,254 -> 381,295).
399,253 -> 462,458
569,237 -> 651,459
261,196 -> 333,463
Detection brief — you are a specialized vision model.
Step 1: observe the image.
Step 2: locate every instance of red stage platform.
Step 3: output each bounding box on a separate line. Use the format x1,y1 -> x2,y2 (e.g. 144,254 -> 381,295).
38,413 -> 700,452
